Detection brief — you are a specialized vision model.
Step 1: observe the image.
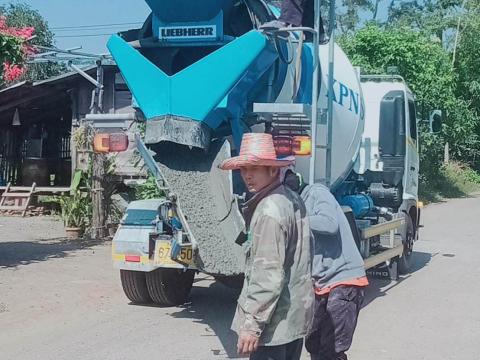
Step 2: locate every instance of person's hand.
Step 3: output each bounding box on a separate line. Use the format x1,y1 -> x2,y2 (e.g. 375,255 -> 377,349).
237,331 -> 260,356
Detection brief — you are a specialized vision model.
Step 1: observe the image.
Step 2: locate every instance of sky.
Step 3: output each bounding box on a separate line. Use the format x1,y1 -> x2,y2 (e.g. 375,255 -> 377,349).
0,0 -> 152,54
0,0 -> 392,55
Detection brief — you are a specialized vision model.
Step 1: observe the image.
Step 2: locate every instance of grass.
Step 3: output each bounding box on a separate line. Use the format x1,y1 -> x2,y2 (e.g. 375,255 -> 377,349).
419,162 -> 480,203
36,195 -> 62,215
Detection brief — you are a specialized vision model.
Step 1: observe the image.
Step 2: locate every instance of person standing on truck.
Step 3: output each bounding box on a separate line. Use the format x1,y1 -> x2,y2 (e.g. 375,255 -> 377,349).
260,0 -> 326,42
220,133 -> 314,360
283,170 -> 368,360
261,0 -> 313,29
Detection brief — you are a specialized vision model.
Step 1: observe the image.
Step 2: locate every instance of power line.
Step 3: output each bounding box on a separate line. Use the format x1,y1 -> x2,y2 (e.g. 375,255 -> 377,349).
51,22 -> 143,30
56,33 -> 114,38
55,26 -> 139,32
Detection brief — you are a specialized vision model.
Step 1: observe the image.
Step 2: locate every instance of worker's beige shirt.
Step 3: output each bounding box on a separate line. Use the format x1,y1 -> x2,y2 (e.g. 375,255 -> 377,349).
232,181 -> 314,346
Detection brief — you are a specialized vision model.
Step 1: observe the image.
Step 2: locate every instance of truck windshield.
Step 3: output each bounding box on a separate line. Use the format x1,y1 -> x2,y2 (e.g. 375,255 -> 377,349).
122,209 -> 158,226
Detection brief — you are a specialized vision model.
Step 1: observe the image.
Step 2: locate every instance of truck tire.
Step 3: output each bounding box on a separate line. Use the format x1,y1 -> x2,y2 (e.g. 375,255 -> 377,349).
120,270 -> 152,304
146,268 -> 195,306
398,215 -> 414,275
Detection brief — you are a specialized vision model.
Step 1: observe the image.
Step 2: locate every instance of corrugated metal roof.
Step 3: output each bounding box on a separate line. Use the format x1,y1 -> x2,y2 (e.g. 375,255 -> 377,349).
0,66 -> 95,94
0,65 -> 117,114
1,64 -> 119,93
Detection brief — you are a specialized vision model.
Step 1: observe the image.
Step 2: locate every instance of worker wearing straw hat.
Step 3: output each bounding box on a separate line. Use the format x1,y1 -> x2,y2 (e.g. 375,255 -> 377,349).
220,133 -> 314,360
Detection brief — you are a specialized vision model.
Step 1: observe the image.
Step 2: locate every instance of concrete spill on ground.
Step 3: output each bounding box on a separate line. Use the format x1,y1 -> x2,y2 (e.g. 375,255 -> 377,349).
153,141 -> 244,276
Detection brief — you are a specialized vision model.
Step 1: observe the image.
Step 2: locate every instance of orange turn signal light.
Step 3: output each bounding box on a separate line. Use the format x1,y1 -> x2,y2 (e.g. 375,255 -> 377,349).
292,136 -> 312,156
93,133 -> 129,153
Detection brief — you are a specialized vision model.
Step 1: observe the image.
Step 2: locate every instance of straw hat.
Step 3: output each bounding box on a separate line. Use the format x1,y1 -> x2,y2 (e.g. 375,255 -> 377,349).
220,133 -> 294,170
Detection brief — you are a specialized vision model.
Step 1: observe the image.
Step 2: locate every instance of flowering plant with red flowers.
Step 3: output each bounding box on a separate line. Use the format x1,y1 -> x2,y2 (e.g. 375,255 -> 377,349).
0,15 -> 36,84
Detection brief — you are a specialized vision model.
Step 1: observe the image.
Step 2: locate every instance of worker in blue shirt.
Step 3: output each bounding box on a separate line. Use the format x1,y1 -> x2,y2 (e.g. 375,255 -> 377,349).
283,169 -> 368,360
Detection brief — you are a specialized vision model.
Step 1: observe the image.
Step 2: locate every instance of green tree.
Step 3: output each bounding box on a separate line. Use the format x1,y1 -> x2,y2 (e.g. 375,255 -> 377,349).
0,3 -> 62,82
387,0 -> 463,36
0,14 -> 33,85
454,4 -> 480,117
384,0 -> 480,168
267,0 -> 378,33
339,24 -> 454,105
337,0 -> 375,33
339,24 -> 480,176
0,27 -> 24,67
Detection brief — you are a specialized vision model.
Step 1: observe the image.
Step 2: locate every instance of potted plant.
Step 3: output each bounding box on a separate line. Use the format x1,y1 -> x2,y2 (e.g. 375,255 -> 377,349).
59,190 -> 91,239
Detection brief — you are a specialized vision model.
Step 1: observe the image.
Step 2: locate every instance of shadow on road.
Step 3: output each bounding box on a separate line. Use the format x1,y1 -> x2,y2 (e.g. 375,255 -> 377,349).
169,251 -> 435,357
0,238 -> 97,268
170,279 -> 242,359
363,251 -> 434,308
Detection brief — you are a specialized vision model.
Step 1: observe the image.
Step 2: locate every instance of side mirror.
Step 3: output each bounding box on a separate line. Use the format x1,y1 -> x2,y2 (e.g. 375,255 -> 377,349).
429,110 -> 442,134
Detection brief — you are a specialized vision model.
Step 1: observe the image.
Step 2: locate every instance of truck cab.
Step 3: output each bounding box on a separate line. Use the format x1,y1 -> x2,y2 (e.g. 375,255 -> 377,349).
356,75 -> 419,228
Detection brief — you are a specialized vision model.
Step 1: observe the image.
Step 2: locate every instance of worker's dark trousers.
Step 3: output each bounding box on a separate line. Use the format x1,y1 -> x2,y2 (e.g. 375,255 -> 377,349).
305,286 -> 365,360
250,338 -> 303,360
279,0 -> 314,27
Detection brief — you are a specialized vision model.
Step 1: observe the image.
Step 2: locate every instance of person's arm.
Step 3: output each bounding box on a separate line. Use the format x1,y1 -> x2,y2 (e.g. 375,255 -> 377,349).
307,188 -> 339,235
240,215 -> 287,336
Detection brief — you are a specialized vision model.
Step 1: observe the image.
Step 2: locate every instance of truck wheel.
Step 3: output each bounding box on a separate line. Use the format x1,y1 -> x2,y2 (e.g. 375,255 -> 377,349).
146,268 -> 195,306
120,270 -> 152,304
398,215 -> 414,275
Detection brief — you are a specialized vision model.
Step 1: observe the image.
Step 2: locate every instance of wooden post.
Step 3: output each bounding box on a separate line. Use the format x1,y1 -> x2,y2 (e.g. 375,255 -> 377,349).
92,152 -> 107,239
91,62 -> 107,239
70,89 -> 79,185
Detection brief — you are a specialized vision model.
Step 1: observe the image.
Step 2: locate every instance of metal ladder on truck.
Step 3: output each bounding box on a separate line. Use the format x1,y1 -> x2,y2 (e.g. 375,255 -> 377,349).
253,0 -> 334,186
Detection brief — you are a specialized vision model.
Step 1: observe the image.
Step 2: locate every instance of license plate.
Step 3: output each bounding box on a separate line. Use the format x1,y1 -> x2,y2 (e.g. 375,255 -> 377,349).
154,241 -> 195,267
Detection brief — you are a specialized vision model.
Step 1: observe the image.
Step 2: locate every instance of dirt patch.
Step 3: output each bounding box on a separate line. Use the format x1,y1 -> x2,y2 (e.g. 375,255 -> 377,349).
0,216 -> 102,268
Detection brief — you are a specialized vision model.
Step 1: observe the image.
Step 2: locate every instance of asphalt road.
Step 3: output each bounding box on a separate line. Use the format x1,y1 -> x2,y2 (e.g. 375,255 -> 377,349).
0,196 -> 479,360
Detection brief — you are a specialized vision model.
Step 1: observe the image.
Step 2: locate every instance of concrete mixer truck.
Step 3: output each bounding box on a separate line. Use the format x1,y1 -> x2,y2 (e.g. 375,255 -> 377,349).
88,0 -> 422,306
